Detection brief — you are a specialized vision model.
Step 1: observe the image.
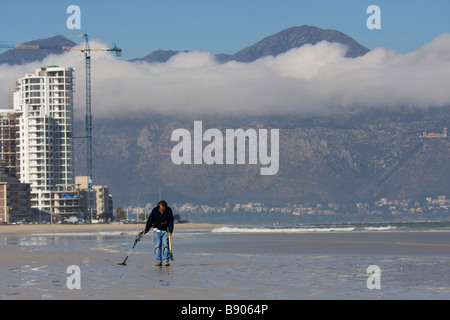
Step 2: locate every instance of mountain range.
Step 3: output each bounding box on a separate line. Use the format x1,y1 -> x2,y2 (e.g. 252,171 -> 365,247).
1,27 -> 449,209
1,25 -> 369,65
131,25 -> 369,63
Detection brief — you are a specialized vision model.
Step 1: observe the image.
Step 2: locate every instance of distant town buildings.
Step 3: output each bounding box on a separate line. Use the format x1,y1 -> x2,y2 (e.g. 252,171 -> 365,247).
123,194 -> 449,222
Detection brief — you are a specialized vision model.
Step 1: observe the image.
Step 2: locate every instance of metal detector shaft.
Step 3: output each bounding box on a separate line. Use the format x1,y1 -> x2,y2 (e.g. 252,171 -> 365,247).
118,230 -> 144,266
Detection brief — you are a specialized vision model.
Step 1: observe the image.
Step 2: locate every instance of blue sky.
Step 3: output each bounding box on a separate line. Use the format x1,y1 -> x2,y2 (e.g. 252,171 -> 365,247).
1,0 -> 449,60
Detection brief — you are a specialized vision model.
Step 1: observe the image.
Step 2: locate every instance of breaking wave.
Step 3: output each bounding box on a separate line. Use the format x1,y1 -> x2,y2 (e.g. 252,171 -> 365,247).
211,222 -> 450,233
211,225 -> 397,233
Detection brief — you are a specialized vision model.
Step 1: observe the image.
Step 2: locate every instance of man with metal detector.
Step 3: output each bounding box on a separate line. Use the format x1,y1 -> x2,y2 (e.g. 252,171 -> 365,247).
143,200 -> 174,266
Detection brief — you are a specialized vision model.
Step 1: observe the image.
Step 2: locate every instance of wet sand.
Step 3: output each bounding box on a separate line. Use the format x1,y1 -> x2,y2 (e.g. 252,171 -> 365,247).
1,224 -> 449,300
0,222 -> 220,234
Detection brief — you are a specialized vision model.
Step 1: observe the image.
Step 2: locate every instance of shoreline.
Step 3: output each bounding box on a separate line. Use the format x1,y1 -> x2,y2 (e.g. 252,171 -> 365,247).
0,222 -> 223,235
1,220 -> 450,235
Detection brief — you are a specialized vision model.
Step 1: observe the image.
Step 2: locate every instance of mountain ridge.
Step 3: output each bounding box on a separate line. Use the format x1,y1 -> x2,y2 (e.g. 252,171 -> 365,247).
218,25 -> 369,62
0,25 -> 369,65
131,25 -> 370,64
0,35 -> 76,66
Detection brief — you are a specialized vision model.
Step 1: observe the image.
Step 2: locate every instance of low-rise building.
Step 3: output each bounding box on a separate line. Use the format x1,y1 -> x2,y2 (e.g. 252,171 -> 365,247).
0,169 -> 32,223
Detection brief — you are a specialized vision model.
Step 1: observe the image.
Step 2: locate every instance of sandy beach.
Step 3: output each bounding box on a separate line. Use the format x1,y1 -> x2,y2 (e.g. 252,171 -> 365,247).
1,222 -> 450,300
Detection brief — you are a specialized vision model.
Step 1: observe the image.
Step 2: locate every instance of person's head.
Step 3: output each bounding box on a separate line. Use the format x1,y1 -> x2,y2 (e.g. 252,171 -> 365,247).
158,200 -> 167,212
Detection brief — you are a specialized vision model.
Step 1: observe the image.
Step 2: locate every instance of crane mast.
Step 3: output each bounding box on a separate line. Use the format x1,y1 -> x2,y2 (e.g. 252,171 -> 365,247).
83,34 -> 93,187
82,34 -> 93,219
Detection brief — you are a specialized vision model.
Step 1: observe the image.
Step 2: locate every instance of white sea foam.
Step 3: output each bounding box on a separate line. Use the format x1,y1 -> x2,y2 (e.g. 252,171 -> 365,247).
211,226 -> 356,233
363,226 -> 397,231
211,224 -> 402,233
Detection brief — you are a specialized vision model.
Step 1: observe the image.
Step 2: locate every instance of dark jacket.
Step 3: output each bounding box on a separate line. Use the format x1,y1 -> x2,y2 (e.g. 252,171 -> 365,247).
145,206 -> 174,234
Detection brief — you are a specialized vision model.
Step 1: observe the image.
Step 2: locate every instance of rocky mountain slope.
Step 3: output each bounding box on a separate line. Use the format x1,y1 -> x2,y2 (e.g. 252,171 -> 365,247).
74,107 -> 450,207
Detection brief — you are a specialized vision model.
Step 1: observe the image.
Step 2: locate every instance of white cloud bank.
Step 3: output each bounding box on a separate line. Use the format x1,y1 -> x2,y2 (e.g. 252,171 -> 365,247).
1,34 -> 450,119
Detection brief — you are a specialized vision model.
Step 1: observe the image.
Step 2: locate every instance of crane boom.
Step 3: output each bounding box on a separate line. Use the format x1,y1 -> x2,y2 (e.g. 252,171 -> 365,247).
0,40 -> 122,56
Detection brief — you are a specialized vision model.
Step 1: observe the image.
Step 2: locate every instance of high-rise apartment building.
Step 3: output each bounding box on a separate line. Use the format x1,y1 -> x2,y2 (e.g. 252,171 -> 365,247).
12,66 -> 75,213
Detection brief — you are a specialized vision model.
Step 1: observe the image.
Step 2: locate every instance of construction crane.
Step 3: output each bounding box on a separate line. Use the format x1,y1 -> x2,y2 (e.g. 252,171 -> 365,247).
0,34 -> 121,219
79,34 -> 122,189
0,34 -> 121,185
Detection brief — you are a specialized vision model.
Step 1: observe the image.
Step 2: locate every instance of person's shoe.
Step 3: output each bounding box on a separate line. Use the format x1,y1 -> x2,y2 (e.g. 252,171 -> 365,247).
155,262 -> 162,266
164,261 -> 170,267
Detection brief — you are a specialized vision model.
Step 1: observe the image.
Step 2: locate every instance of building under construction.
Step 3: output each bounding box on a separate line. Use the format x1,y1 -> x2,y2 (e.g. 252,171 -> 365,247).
0,110 -> 19,177
0,109 -> 31,223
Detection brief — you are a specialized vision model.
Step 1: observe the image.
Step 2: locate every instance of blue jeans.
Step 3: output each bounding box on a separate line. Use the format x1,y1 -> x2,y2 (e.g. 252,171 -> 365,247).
153,231 -> 169,262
